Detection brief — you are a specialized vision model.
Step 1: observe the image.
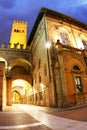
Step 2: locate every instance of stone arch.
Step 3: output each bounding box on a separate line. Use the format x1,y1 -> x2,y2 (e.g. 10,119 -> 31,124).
8,58 -> 32,75
0,57 -> 7,68
12,79 -> 33,104
59,26 -> 70,34
65,56 -> 86,72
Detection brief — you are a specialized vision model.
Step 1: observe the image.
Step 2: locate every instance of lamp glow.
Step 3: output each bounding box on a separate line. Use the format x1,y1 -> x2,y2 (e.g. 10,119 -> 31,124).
46,40 -> 51,48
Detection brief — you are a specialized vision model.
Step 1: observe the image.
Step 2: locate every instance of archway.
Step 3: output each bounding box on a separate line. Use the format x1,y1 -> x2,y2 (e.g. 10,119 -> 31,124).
12,91 -> 21,104
12,79 -> 33,104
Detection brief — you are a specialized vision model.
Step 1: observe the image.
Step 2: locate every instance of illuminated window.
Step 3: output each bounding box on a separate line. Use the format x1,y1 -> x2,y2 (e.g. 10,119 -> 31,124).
82,39 -> 87,49
73,65 -> 83,93
75,77 -> 82,93
60,32 -> 69,45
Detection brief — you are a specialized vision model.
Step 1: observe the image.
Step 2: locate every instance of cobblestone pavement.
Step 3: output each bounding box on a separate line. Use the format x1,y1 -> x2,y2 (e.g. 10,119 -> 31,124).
0,104 -> 87,130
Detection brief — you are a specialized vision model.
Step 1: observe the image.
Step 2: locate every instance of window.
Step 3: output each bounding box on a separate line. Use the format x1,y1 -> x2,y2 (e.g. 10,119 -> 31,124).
44,64 -> 47,76
73,65 -> 80,70
38,59 -> 41,68
60,32 -> 69,45
14,29 -> 16,32
39,73 -> 41,83
75,77 -> 82,92
39,92 -> 43,100
82,39 -> 87,49
17,29 -> 19,32
22,30 -> 24,32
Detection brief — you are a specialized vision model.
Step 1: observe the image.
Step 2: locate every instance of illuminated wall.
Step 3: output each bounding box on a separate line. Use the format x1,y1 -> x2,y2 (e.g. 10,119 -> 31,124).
46,17 -> 87,50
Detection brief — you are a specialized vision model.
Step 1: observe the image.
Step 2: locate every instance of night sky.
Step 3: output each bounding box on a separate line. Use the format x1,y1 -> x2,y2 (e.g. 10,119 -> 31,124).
0,0 -> 87,46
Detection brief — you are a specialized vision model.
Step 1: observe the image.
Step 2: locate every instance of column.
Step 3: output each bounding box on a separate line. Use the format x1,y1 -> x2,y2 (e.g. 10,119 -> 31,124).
0,61 -> 5,111
6,75 -> 12,106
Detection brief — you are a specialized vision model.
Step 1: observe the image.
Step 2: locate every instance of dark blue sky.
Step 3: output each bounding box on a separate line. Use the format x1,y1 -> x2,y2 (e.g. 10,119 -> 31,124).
0,0 -> 87,46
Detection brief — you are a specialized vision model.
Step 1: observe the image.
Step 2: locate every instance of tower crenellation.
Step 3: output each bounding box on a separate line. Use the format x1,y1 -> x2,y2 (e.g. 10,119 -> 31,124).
13,20 -> 27,24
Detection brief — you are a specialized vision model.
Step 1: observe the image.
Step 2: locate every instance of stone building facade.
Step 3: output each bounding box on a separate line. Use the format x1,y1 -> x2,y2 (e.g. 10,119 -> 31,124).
28,7 -> 87,108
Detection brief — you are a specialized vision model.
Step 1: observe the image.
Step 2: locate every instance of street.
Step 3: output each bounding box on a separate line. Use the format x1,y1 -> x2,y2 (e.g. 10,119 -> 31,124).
0,104 -> 87,130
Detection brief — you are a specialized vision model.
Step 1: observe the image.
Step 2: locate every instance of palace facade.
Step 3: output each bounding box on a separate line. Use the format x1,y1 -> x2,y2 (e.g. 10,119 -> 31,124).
28,7 -> 87,108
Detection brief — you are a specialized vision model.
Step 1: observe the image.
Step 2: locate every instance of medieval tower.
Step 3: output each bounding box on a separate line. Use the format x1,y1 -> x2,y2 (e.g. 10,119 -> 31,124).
10,20 -> 27,49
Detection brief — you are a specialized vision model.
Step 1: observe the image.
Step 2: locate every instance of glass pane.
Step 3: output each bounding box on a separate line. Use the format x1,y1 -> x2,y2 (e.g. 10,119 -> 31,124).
60,32 -> 68,45
75,77 -> 82,92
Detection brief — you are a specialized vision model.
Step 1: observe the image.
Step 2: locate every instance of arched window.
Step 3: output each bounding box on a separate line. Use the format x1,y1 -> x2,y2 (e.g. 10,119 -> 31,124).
17,29 -> 19,32
14,29 -> 16,32
73,65 -> 80,70
60,32 -> 69,45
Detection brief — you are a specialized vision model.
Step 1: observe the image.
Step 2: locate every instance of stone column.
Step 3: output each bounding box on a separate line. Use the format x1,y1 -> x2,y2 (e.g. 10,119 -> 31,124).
6,75 -> 12,106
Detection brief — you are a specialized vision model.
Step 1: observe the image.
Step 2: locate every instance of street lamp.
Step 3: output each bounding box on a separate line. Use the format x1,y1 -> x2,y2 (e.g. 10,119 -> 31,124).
46,40 -> 52,82
46,40 -> 51,48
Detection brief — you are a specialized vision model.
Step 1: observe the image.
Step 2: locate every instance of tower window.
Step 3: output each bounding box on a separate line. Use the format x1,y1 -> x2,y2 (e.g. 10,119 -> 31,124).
17,29 -> 19,32
22,30 -> 24,32
14,29 -> 16,32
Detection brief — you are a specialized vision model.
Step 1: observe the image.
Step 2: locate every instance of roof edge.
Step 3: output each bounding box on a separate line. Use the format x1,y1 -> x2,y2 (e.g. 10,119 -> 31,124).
27,7 -> 87,45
